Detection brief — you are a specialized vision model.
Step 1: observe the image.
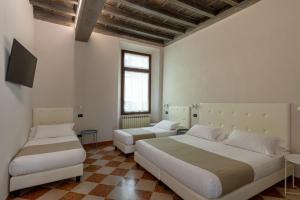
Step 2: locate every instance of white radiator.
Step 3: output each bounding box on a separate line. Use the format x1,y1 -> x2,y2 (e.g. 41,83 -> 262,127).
121,115 -> 150,129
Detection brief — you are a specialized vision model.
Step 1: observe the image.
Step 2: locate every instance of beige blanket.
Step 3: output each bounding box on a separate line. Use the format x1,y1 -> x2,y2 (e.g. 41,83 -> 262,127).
16,141 -> 82,157
123,128 -> 156,144
145,137 -> 254,196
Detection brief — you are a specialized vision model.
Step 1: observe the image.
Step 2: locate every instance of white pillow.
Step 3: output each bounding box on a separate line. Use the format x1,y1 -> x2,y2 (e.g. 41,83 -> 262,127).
187,124 -> 223,141
154,120 -> 180,130
224,129 -> 281,156
34,123 -> 75,139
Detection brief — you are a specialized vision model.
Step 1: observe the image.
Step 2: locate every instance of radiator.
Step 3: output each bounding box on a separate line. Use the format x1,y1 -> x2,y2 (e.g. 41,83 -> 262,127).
121,115 -> 150,129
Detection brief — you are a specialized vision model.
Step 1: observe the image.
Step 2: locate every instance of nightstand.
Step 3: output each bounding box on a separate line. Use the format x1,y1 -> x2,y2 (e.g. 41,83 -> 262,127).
176,128 -> 189,135
284,154 -> 300,196
81,129 -> 98,149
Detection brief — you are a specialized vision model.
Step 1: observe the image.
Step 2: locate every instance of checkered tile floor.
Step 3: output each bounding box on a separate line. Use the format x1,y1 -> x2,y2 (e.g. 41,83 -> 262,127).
8,144 -> 300,200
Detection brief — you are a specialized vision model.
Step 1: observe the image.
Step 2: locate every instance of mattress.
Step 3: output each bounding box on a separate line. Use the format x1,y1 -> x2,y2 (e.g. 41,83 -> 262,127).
9,135 -> 86,177
135,135 -> 286,199
114,127 -> 176,145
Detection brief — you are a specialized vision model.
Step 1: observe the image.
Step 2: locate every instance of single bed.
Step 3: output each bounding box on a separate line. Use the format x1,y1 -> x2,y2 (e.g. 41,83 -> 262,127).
134,103 -> 293,200
114,106 -> 191,155
9,108 -> 86,195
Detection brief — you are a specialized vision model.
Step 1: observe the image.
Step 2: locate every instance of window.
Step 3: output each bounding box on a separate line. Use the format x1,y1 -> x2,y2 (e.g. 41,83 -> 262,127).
121,50 -> 151,115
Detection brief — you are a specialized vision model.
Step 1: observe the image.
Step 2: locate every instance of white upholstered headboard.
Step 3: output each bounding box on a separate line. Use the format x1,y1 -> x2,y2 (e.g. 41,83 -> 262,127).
168,106 -> 191,128
33,107 -> 74,126
198,103 -> 291,149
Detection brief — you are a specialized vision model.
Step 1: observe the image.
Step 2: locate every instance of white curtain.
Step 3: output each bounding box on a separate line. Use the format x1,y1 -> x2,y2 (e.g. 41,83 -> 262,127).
124,71 -> 149,112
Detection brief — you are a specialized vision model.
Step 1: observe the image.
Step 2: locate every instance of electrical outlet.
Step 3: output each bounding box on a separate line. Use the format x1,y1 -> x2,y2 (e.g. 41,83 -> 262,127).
78,114 -> 83,118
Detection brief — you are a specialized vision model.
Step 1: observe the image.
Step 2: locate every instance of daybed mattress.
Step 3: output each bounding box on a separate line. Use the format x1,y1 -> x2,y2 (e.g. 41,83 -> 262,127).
114,127 -> 176,145
135,135 -> 286,199
9,135 -> 86,176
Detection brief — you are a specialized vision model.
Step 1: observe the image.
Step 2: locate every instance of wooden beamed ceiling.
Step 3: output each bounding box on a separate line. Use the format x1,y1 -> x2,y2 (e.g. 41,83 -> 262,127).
30,0 -> 260,46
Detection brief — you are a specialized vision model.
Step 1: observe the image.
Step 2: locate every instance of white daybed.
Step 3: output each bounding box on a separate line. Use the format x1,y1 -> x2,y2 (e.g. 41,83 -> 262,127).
114,106 -> 191,155
9,108 -> 86,196
134,103 -> 293,200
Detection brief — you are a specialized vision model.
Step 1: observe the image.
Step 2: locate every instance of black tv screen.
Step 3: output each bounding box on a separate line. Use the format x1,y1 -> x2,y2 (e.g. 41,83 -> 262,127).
6,39 -> 37,88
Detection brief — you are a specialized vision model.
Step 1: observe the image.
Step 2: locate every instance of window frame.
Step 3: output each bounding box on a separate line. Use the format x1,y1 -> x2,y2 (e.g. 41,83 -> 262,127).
121,50 -> 151,115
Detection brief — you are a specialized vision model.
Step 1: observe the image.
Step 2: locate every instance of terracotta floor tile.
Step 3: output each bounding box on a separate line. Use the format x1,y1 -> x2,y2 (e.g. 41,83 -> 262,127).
86,153 -> 93,158
84,159 -> 97,164
86,174 -> 107,183
118,162 -> 136,169
84,165 -> 102,172
111,168 -> 129,176
56,180 -> 79,191
101,155 -> 116,160
89,184 -> 114,197
59,192 -> 85,200
36,189 -> 67,200
134,190 -> 152,200
105,161 -> 121,167
19,187 -> 51,200
141,171 -> 157,180
150,192 -> 173,200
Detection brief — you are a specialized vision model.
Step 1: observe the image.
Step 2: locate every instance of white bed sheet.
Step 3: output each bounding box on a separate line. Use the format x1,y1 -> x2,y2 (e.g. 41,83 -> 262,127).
9,135 -> 86,176
135,135 -> 286,199
114,127 -> 176,145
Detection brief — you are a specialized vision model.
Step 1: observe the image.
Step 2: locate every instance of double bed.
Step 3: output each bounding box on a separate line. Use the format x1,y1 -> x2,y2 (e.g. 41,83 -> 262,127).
9,108 -> 85,195
134,103 -> 293,200
114,106 -> 191,155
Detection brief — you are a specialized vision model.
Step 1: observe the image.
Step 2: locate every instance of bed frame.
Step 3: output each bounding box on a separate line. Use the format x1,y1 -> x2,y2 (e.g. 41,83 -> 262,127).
10,107 -> 83,194
134,103 -> 292,200
114,106 -> 191,155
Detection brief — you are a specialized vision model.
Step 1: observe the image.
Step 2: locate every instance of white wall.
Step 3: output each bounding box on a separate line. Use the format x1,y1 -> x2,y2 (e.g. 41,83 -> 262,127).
0,1 -> 34,198
33,20 -> 163,142
163,0 -> 300,174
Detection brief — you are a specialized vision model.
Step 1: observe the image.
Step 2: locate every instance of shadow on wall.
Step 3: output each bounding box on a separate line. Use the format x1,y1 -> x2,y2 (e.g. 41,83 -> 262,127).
3,35 -> 22,101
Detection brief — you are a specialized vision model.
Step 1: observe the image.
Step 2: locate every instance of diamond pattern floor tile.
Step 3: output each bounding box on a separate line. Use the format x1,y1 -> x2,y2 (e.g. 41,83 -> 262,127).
8,144 -> 300,200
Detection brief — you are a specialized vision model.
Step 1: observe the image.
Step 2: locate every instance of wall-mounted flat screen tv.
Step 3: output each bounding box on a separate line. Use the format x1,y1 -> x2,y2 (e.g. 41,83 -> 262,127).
6,39 -> 37,88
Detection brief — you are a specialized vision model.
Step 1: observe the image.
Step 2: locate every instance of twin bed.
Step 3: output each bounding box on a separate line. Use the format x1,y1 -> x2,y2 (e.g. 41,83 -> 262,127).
114,106 -> 191,155
9,108 -> 85,195
134,103 -> 293,200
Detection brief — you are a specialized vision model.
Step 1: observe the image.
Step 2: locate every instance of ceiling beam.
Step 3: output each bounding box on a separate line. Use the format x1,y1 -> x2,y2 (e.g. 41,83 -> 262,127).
169,0 -> 215,18
103,5 -> 185,35
94,24 -> 164,46
30,0 -> 76,17
117,0 -> 197,28
98,18 -> 173,41
56,0 -> 79,5
75,0 -> 105,42
166,0 -> 260,46
221,0 -> 239,6
34,8 -> 74,27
